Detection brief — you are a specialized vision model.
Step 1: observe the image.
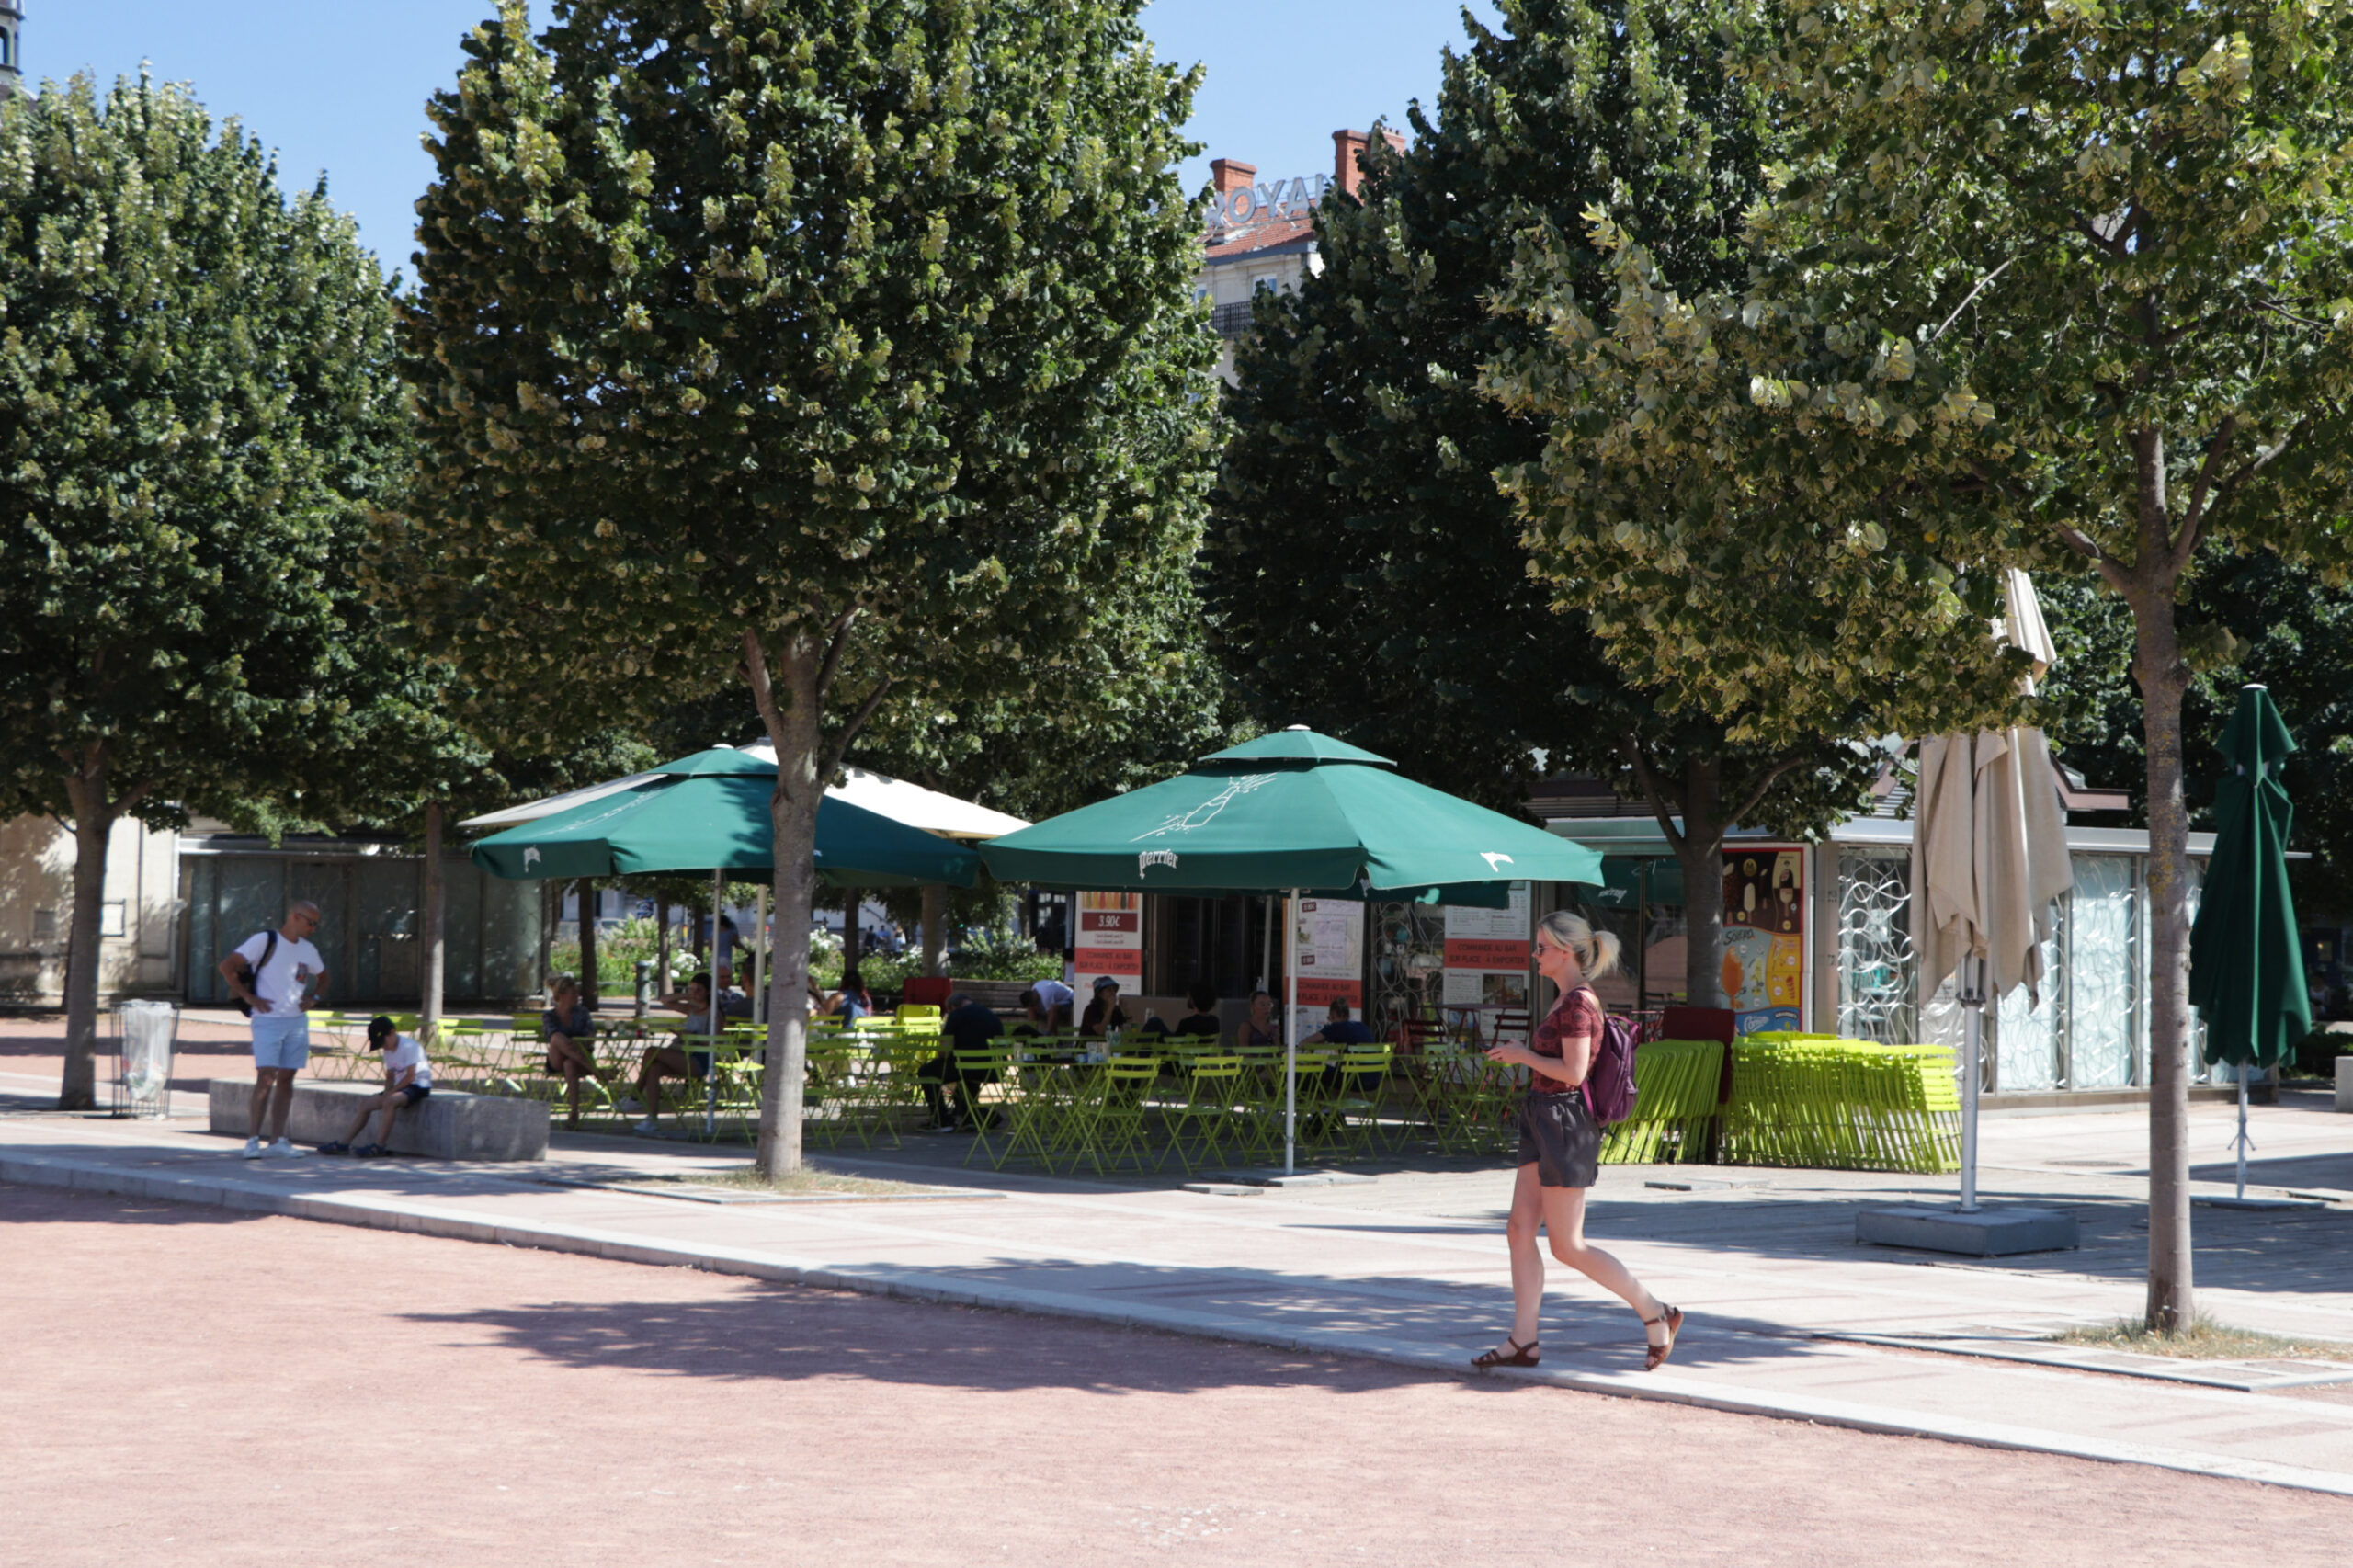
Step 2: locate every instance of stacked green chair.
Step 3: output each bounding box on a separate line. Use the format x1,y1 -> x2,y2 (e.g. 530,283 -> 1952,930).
1722,1037 -> 1961,1173
1597,1038 -> 1726,1165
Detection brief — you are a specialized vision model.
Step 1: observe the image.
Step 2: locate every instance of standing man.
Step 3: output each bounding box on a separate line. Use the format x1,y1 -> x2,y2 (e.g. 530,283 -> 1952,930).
218,901 -> 328,1158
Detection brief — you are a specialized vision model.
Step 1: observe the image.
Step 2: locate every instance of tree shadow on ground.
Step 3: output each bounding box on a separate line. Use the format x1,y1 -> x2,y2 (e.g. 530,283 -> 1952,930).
395,1260 -> 1808,1396
0,1179 -> 264,1228
2189,1149 -> 2353,1192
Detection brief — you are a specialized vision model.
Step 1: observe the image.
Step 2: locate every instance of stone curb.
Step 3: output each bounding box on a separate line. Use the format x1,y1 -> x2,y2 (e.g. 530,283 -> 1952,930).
6,1144 -> 2351,1500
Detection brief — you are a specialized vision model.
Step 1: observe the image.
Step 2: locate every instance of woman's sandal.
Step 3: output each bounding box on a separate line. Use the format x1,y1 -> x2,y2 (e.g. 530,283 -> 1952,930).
1471,1336 -> 1540,1369
1643,1306 -> 1684,1371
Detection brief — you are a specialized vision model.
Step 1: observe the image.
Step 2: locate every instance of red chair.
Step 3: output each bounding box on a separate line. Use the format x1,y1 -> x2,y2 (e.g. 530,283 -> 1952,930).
1658,1005 -> 1736,1044
1658,1005 -> 1739,1161
900,976 -> 953,1009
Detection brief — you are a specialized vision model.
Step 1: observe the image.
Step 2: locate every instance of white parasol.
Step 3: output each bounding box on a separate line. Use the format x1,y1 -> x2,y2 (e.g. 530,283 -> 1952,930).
1914,571 -> 2075,1210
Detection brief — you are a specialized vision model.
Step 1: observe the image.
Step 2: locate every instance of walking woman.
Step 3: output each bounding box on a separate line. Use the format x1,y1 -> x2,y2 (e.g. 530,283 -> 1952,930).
1474,911 -> 1681,1371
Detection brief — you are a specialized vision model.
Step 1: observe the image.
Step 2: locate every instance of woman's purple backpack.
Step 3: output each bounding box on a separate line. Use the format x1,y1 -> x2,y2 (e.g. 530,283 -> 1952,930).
1575,992 -> 1641,1126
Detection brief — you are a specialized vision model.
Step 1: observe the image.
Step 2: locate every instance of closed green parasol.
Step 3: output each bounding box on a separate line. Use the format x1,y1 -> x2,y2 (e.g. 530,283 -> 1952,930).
2189,685 -> 2311,1199
468,748 -> 980,888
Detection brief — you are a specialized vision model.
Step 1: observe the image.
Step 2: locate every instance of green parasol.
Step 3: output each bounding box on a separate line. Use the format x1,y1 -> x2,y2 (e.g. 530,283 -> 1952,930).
468,748 -> 980,888
980,728 -> 1602,1176
2189,685 -> 2311,1199
978,728 -> 1603,893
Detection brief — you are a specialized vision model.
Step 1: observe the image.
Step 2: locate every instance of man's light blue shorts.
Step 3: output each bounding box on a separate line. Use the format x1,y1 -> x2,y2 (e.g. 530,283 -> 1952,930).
250,1011 -> 311,1072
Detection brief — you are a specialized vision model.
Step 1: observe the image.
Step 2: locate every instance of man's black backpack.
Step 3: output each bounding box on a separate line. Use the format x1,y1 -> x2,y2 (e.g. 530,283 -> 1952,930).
230,931 -> 278,1017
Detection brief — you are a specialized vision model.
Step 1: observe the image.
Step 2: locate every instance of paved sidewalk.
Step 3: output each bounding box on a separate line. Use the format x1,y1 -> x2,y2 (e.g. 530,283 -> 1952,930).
6,1085 -> 2353,1496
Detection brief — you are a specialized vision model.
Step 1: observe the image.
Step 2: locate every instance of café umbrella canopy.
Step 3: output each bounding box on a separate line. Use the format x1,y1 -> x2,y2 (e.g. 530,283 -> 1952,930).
979,729 -> 1604,894
2190,685 -> 2312,1200
468,748 -> 980,888
982,728 -> 1604,1174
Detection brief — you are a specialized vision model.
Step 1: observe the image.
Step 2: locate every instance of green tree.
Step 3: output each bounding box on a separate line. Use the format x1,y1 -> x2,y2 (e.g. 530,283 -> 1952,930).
309,637 -> 653,1030
395,0 -> 1218,1174
0,74 -> 405,1107
1487,0 -> 2353,1329
1211,0 -> 1883,1005
2039,560 -> 2353,921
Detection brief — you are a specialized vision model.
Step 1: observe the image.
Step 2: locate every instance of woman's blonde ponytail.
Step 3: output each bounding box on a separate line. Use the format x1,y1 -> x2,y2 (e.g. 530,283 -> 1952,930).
1537,910 -> 1620,980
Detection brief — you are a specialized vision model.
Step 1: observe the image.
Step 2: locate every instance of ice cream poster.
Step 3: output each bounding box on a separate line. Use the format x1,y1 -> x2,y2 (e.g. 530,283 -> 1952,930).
1722,848 -> 1804,1033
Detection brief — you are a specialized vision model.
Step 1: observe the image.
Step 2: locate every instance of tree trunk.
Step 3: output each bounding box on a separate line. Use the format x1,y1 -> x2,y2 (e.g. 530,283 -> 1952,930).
842,885 -> 863,972
577,880 -> 599,1008
57,750 -> 118,1111
419,801 -> 446,1045
748,631 -> 826,1178
656,897 -> 671,993
921,882 -> 948,979
2131,579 -> 2197,1334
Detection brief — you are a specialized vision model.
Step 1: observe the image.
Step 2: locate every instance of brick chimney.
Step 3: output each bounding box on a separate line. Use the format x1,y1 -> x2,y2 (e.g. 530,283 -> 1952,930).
1331,128 -> 1406,199
1210,158 -> 1257,202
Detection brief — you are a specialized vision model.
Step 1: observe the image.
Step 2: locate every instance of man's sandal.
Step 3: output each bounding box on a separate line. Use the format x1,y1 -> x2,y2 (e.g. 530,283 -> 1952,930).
1643,1306 -> 1684,1371
1471,1337 -> 1540,1369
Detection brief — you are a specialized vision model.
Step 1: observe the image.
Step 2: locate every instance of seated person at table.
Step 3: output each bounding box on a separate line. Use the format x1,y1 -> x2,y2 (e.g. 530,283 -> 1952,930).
919,992 -> 1006,1131
1239,990 -> 1279,1049
714,965 -> 755,1020
1172,984 -> 1223,1040
540,975 -> 599,1129
831,969 -> 873,1025
634,972 -> 718,1134
1078,976 -> 1129,1040
320,1016 -> 432,1158
1302,1000 -> 1376,1048
1030,976 -> 1075,1031
1010,988 -> 1051,1039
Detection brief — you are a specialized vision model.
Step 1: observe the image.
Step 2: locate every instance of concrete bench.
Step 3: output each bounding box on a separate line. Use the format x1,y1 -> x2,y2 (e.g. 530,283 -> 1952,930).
208,1080 -> 548,1161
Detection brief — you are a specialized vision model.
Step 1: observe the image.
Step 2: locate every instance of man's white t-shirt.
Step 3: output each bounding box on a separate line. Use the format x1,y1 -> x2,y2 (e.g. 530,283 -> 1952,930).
1032,979 -> 1075,1016
381,1034 -> 432,1090
234,931 -> 325,1017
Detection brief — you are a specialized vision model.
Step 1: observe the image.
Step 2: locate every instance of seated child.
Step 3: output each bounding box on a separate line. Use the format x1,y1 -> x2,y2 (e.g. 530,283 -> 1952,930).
321,1016 -> 432,1157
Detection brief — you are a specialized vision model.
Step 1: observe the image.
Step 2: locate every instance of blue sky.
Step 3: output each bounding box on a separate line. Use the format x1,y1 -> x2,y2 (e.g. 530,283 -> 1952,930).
27,1 -> 1503,280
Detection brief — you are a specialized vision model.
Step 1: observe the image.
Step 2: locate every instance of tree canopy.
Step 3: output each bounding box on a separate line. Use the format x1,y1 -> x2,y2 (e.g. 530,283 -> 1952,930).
0,73 -> 406,1105
1210,0 -> 1885,1004
395,0 -> 1220,1172
1486,0 -> 2353,1330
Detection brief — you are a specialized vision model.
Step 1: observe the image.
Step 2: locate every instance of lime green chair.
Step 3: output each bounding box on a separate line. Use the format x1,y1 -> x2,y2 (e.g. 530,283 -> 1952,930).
1165,1055 -> 1247,1174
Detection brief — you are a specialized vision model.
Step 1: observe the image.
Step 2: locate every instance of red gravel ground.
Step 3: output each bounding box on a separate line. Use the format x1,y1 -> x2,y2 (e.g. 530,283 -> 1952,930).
4,1185 -> 2347,1567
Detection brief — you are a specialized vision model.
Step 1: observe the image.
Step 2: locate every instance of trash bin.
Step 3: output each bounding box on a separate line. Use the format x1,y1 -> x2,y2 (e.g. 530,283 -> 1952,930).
112,999 -> 180,1119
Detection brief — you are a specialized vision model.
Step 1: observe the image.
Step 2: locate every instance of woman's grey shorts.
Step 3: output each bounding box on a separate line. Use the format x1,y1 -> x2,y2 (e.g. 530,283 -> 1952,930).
1516,1092 -> 1599,1188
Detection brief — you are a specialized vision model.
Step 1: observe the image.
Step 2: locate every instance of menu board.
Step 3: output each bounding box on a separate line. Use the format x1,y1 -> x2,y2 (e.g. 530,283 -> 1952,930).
1722,848 -> 1804,1034
1288,898 -> 1365,1041
1074,891 -> 1144,998
1441,882 -> 1532,1046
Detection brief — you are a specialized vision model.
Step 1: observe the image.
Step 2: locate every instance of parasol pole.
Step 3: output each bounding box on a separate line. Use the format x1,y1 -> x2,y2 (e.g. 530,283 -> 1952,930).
753,885 -> 767,1026
1285,889 -> 1299,1176
708,865 -> 723,1138
2234,1071 -> 2251,1201
1959,952 -> 1985,1213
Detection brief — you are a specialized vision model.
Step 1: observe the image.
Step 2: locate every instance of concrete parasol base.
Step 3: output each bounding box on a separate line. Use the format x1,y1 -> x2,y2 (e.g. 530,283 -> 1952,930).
1855,1203 -> 2080,1256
